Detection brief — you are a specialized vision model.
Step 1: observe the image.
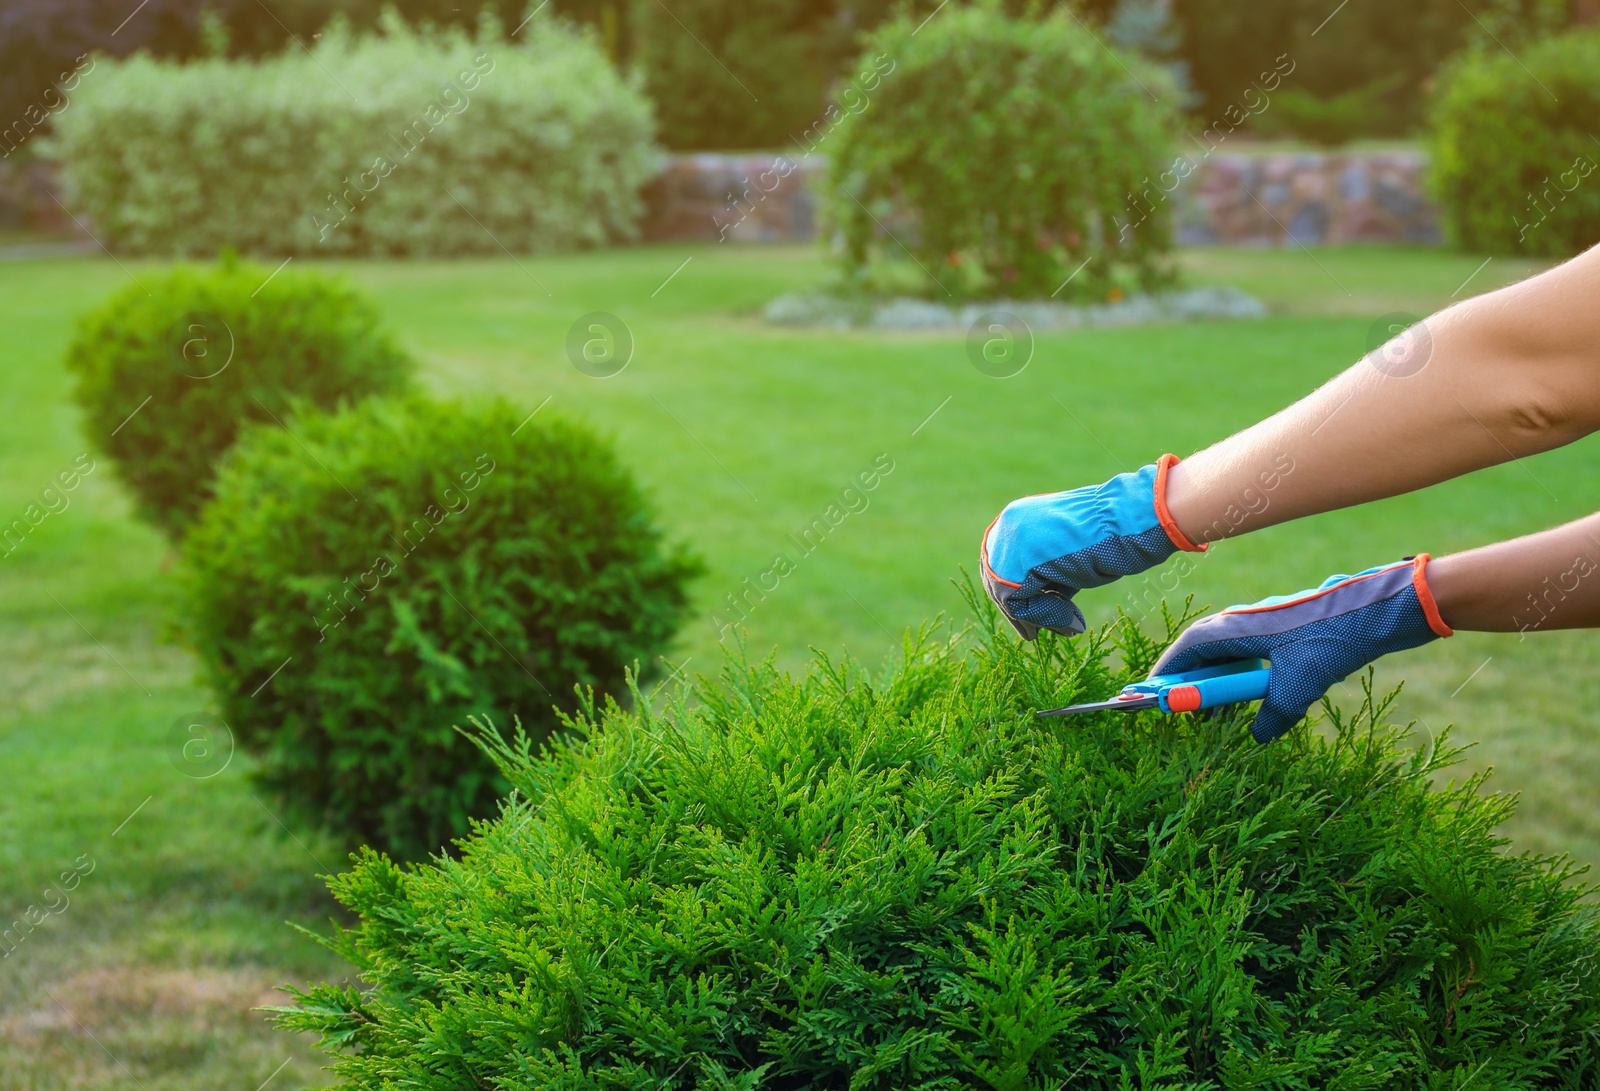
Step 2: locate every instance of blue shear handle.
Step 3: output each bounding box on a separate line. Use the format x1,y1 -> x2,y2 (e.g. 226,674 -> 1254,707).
1130,657 -> 1264,695
1144,658 -> 1264,687
1157,667 -> 1272,713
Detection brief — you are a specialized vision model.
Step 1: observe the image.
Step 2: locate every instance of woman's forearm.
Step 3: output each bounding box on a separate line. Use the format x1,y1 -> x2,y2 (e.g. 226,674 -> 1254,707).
1162,246 -> 1600,546
1428,513 -> 1600,633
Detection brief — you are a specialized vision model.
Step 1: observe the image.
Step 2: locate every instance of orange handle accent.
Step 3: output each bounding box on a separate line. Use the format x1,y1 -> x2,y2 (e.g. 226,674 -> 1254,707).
1165,685 -> 1202,712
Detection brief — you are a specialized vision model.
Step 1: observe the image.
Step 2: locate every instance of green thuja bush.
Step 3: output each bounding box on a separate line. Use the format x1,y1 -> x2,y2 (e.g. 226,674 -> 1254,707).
275,590 -> 1600,1087
1430,29 -> 1600,256
825,3 -> 1180,301
66,258 -> 413,536
183,397 -> 700,859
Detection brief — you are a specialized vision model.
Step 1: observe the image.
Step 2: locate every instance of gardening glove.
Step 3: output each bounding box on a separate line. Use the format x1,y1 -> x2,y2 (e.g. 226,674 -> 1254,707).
1150,554 -> 1454,744
982,453 -> 1204,639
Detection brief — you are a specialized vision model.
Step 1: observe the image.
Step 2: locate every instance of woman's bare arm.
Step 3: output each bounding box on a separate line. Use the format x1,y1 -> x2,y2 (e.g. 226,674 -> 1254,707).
1163,245 -> 1600,547
1426,513 -> 1600,633
981,245 -> 1600,648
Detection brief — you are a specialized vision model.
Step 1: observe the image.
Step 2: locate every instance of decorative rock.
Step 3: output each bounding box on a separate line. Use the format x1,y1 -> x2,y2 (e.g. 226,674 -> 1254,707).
760,293 -> 866,329
763,286 -> 1268,331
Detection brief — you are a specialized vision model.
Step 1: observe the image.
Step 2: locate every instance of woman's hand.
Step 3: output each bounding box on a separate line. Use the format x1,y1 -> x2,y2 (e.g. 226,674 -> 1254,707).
1151,555 -> 1452,743
981,454 -> 1204,638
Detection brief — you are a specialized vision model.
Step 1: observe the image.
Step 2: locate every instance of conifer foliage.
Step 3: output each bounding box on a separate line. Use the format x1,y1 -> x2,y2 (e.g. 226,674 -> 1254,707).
183,398 -> 700,859
276,590 -> 1600,1088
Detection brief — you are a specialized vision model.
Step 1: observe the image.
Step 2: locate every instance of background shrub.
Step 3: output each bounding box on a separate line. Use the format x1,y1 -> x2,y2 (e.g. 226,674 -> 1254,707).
47,15 -> 659,256
0,0 -> 570,158
597,0 -> 953,150
1262,81 -> 1401,148
6,0 -> 1576,168
65,258 -> 412,536
825,4 -> 1180,301
1429,29 -> 1600,257
632,0 -> 831,151
276,597 -> 1600,1088
3,0 -> 906,159
182,397 -> 701,860
1172,0 -> 1572,142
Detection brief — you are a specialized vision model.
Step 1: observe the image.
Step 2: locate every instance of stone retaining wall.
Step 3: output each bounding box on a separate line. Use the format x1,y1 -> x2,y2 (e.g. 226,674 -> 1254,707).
1174,149 -> 1436,245
0,157 -> 73,233
4,147 -> 1438,248
640,148 -> 1439,246
638,153 -> 830,244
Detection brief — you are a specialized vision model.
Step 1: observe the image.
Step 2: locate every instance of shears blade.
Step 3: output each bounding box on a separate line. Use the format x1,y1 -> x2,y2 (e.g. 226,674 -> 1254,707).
1036,693 -> 1161,717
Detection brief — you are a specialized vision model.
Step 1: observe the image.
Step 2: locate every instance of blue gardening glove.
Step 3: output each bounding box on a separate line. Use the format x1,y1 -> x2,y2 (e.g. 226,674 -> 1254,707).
1151,555 -> 1454,744
982,454 -> 1204,639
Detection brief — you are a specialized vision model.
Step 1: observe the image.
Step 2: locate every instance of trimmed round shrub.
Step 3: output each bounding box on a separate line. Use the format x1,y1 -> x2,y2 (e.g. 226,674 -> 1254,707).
1430,30 -> 1600,257
65,258 -> 413,537
182,397 -> 701,860
825,4 -> 1180,301
275,596 -> 1600,1087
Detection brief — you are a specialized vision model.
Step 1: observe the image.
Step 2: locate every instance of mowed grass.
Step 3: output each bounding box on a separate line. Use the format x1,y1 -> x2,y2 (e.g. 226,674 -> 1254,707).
0,241 -> 1593,1088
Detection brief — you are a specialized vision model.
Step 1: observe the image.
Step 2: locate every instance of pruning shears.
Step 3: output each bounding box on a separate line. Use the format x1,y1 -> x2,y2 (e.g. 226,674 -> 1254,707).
1036,659 -> 1272,717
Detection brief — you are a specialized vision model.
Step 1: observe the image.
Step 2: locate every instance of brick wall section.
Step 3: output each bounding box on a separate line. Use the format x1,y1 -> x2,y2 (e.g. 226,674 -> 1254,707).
640,148 -> 1439,246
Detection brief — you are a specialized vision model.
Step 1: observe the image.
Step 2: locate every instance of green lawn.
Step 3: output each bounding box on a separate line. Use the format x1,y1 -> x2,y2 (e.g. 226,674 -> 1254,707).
1,242 -> 1593,1089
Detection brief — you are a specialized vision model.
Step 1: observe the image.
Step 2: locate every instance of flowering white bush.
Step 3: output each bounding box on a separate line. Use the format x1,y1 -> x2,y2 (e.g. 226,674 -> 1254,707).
49,15 -> 660,256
